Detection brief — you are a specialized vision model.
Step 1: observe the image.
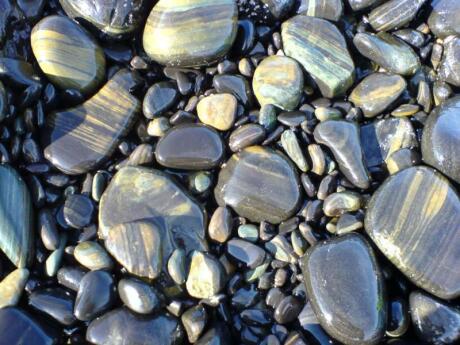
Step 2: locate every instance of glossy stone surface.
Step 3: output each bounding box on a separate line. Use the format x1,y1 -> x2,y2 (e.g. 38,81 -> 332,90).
281,15 -> 354,98
253,56 -> 304,111
208,206 -> 233,243
227,239 -> 266,269
439,36 -> 460,87
365,166 -> 460,299
0,307 -> 56,345
43,69 -> 141,175
99,166 -> 208,255
105,221 -> 162,279
368,0 -> 427,32
229,124 -> 265,152
63,194 -> 94,229
29,288 -> 76,326
186,251 -> 225,299
59,0 -> 148,38
422,96 -> 460,183
410,291 -> 460,344
197,93 -> 237,131
323,191 -> 362,217
0,268 -> 29,308
31,15 -> 105,94
213,74 -> 252,107
301,233 -> 386,345
349,73 -> 406,118
143,82 -> 178,119
354,32 -> 420,76
143,0 -> 238,67
348,0 -> 382,10
155,124 -> 225,170
0,164 -> 33,267
215,146 -> 301,224
118,278 -> 162,315
74,241 -> 113,271
281,129 -> 309,172
314,120 -> 370,189
297,0 -> 343,21
374,118 -> 417,162
86,308 -> 183,345
428,0 -> 460,38
182,305 -> 208,343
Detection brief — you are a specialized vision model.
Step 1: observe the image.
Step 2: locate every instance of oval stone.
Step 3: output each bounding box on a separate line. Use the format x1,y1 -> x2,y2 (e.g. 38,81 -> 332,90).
215,146 -> 301,224
422,96 -> 460,184
428,0 -> 460,39
253,55 -> 304,111
197,93 -> 237,131
42,69 -> 141,175
297,0 -> 343,21
281,15 -> 354,98
368,0 -> 427,32
99,166 -> 208,255
143,0 -> 238,67
365,166 -> 460,299
155,124 -> 225,170
301,233 -> 386,345
31,15 -> 105,94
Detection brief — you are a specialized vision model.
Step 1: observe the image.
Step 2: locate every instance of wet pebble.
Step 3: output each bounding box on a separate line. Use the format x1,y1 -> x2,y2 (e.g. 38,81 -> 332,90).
29,287 -> 76,326
439,36 -> 460,87
229,123 -> 266,152
227,238 -> 266,269
143,82 -> 178,119
368,0 -> 427,32
297,0 -> 343,21
208,206 -> 234,243
186,251 -> 226,299
428,0 -> 460,38
74,241 -> 113,271
182,305 -> 208,343
0,268 -> 29,308
63,194 -> 94,229
118,278 -> 162,315
197,93 -> 237,131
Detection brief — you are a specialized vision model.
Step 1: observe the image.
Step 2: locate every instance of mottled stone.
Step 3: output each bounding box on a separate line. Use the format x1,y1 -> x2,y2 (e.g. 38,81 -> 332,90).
197,93 -> 237,131
301,234 -> 386,345
368,0 -> 427,32
428,0 -> 460,38
281,129 -> 309,172
282,15 -> 354,98
253,56 -> 304,111
375,117 -> 418,162
186,251 -> 225,299
208,206 -> 233,243
0,268 -> 29,308
182,305 -> 208,343
215,146 -> 301,223
143,0 -> 238,67
348,0 -> 382,11
366,166 -> 460,299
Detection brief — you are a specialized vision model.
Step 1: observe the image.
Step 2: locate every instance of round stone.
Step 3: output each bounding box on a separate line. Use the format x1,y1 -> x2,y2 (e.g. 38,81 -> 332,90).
31,15 -> 105,94
215,146 -> 301,224
197,93 -> 237,131
365,166 -> 460,299
422,96 -> 460,184
74,241 -> 113,271
253,56 -> 304,111
186,251 -> 225,299
118,278 -> 162,315
143,0 -> 238,67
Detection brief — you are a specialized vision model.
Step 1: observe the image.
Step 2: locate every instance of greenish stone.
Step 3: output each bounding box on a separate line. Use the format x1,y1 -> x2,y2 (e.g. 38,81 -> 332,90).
74,241 -> 113,271
238,224 -> 259,243
45,233 -> 67,277
281,129 -> 309,172
0,165 -> 33,268
258,104 -> 277,132
297,0 -> 343,21
368,0 -> 427,32
428,0 -> 460,39
323,191 -> 362,217
282,15 -> 355,98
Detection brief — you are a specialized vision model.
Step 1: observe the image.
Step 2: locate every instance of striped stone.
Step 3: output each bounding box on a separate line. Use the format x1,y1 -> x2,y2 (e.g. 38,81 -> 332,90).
43,69 -> 140,175
369,0 -> 427,32
281,15 -> 354,98
31,15 -> 105,94
143,0 -> 238,67
297,0 -> 343,21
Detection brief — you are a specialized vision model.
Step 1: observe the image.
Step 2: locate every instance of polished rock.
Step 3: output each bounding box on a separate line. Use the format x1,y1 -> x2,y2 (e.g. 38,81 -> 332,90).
368,0 -> 427,32
439,36 -> 460,87
142,81 -> 178,119
118,278 -> 162,315
229,124 -> 265,152
186,251 -> 225,299
197,93 -> 237,131
428,0 -> 460,38
0,268 -> 29,308
29,287 -> 76,326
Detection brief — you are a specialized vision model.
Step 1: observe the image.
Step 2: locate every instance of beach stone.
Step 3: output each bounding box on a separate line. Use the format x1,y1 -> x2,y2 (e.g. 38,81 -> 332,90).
439,36 -> 460,87
297,0 -> 343,21
197,93 -> 237,131
186,251 -> 225,299
74,241 -> 113,271
28,288 -> 76,326
229,124 -> 266,152
215,146 -> 301,224
182,305 -> 208,343
428,0 -> 460,38
0,268 -> 29,308
227,239 -> 266,269
368,0 -> 427,32
366,166 -> 460,299
118,278 -> 162,315
142,81 -> 178,119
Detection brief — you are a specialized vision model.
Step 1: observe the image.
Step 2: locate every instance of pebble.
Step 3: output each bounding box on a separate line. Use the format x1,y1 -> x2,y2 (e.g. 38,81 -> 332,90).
38,209 -> 59,250
274,295 -> 303,324
197,93 -> 237,131
391,104 -> 420,117
74,241 -> 113,271
439,36 -> 460,87
63,194 -> 94,229
365,166 -> 460,299
105,221 -> 162,279
182,305 -> 208,343
99,166 -> 208,255
323,191 -> 362,217
354,32 -> 420,76
0,165 -> 33,268
238,224 -> 259,242
45,234 -> 67,277
410,290 -> 460,344
31,15 -> 105,94
229,123 -> 266,152
428,0 -> 460,38
208,206 -> 233,243
301,233 -> 386,345
282,15 -> 354,98
57,266 -> 86,291
213,74 -> 253,107
227,239 -> 266,269
186,251 -> 225,299
281,129 -> 309,172
253,56 -> 304,111
386,148 -> 420,175
368,0 -> 427,32
387,298 -> 409,338
167,248 -> 187,285
74,270 -> 115,321
215,146 -> 301,223
43,69 -> 141,175
195,323 -> 231,345
28,287 -> 76,325
349,73 -> 407,118
297,0 -> 343,21
86,308 -> 183,345
143,0 -> 238,67
155,123 -> 225,170
0,268 -> 29,308
148,117 -> 170,137
348,0 -> 381,10
118,278 -> 162,314
143,82 -> 178,119
314,120 -> 370,189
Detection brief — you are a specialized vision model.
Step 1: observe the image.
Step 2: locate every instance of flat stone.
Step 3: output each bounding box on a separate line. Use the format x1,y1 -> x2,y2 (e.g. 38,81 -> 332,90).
29,287 -> 76,326
428,0 -> 460,38
349,73 -> 407,118
0,268 -> 29,308
155,124 -> 225,170
213,74 -> 253,107
186,251 -> 225,299
227,239 -> 266,269
354,32 -> 420,76
63,194 -> 94,229
99,167 -> 208,256
314,120 -> 370,189
215,146 -> 301,224
43,69 -> 141,175
410,290 -> 460,344
118,278 -> 162,315
439,36 -> 460,87
87,308 -> 183,345
0,165 -> 33,267
197,93 -> 237,131
253,55 -> 304,111
229,124 -> 265,152
422,96 -> 460,183
31,15 -> 105,94
282,15 -> 354,98
365,166 -> 460,299
301,233 -> 386,345
368,0 -> 427,32
143,0 -> 238,67
105,221 -> 162,279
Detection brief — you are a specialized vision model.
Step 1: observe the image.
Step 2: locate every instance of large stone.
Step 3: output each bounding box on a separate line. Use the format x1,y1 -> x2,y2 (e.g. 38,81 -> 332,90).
428,0 -> 460,38
439,36 -> 460,87
365,166 -> 460,299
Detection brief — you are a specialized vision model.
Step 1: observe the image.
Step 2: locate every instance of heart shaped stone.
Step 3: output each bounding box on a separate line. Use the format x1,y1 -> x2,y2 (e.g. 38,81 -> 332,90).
365,166 -> 460,299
